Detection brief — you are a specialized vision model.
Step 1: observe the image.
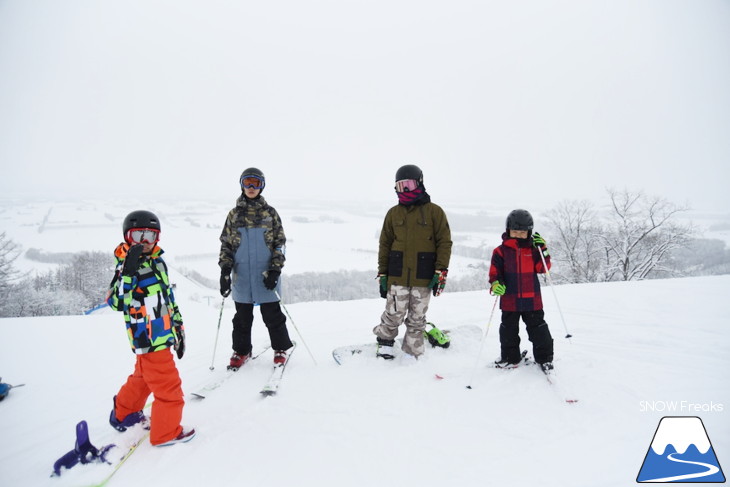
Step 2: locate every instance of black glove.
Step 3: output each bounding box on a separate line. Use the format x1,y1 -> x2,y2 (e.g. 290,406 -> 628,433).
220,270 -> 232,297
121,244 -> 144,277
173,325 -> 185,359
263,270 -> 281,290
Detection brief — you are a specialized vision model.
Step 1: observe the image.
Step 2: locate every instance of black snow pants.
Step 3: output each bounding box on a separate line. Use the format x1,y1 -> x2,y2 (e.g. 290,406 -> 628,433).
232,301 -> 293,355
499,310 -> 554,364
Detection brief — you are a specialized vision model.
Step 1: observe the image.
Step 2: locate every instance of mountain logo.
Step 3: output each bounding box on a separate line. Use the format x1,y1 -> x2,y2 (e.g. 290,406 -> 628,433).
637,416 -> 725,483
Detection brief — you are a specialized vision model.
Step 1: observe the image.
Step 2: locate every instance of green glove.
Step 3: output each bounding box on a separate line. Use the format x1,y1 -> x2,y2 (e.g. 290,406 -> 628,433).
428,269 -> 448,297
490,281 -> 506,296
532,232 -> 546,248
532,232 -> 549,257
378,273 -> 388,298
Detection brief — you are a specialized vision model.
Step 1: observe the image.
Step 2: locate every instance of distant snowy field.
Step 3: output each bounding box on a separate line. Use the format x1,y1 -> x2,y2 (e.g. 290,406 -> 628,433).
2,196 -> 727,281
0,197 -> 513,292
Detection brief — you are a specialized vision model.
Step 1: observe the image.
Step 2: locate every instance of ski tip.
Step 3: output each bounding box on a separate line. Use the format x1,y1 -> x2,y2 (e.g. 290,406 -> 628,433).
190,393 -> 206,400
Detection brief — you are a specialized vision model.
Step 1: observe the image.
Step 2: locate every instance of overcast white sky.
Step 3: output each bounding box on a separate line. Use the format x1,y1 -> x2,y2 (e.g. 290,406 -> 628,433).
0,0 -> 728,212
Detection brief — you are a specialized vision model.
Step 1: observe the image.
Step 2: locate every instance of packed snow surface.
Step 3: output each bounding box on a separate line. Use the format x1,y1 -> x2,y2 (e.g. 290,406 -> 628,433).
1,275 -> 728,487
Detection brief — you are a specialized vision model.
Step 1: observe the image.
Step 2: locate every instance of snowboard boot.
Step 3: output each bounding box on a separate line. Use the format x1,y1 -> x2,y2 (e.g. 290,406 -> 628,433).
109,396 -> 149,432
376,337 -> 396,360
228,351 -> 251,371
274,350 -> 288,365
424,322 -> 450,348
154,427 -> 196,447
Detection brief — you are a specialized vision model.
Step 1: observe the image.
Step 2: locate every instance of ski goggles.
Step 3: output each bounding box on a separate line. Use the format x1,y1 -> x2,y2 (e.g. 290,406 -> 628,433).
395,179 -> 419,193
240,175 -> 264,190
126,228 -> 160,245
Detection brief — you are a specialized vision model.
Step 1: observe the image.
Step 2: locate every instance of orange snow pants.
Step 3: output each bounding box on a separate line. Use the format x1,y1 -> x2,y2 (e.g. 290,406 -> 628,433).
114,348 -> 184,445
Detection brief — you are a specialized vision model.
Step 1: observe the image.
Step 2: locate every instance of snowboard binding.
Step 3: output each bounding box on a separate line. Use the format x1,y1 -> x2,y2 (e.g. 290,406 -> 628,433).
52,420 -> 115,477
424,322 -> 450,348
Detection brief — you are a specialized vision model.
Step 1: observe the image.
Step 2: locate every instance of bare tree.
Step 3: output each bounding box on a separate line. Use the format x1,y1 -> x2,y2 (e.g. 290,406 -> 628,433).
600,189 -> 694,281
546,200 -> 603,283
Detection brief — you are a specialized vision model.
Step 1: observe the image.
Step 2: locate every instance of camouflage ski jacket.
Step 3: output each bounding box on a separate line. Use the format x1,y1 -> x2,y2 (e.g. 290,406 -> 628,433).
219,195 -> 286,304
378,200 -> 452,289
107,243 -> 184,354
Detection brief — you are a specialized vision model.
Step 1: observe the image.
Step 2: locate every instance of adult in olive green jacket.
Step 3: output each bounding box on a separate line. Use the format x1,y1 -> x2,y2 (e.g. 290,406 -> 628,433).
378,199 -> 452,289
373,164 -> 452,359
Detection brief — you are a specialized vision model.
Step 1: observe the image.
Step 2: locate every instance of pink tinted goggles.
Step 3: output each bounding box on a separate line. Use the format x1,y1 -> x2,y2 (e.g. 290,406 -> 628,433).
395,179 -> 419,193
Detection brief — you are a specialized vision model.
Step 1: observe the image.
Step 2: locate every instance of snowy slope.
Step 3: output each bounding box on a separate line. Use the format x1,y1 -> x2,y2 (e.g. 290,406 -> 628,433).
1,275 -> 729,487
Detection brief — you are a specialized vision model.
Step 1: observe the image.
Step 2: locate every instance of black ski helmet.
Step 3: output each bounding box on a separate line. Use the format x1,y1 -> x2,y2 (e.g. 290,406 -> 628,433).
395,164 -> 423,184
240,167 -> 265,192
123,210 -> 161,235
506,209 -> 533,237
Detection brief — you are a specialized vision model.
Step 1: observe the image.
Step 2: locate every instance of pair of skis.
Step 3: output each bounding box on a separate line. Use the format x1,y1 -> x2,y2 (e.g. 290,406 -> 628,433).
493,350 -> 578,404
191,342 -> 296,399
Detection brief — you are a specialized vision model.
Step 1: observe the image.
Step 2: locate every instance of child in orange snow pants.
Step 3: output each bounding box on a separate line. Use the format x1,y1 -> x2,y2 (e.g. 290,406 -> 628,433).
113,349 -> 184,445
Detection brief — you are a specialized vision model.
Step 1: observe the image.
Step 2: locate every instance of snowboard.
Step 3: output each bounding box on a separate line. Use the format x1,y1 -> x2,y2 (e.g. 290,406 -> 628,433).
332,325 -> 482,365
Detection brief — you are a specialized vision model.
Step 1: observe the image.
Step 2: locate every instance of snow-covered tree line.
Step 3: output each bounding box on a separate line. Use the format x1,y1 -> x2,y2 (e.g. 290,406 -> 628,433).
544,189 -> 706,283
0,245 -> 113,317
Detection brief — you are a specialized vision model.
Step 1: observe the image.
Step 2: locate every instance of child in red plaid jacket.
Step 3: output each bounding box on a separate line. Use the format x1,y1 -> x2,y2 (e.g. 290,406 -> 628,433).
489,209 -> 554,369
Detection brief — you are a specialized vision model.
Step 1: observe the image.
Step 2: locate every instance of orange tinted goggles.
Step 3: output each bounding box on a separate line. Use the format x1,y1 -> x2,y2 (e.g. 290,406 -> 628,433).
241,176 -> 264,190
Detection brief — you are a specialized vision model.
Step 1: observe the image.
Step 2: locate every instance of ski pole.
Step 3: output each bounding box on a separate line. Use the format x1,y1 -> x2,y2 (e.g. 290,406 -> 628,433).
209,296 -> 226,370
466,295 -> 499,389
537,247 -> 573,341
274,290 -> 317,365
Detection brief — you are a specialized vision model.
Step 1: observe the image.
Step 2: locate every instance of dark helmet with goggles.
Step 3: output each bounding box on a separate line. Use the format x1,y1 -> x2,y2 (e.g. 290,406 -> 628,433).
394,164 -> 424,193
240,167 -> 265,192
123,210 -> 161,245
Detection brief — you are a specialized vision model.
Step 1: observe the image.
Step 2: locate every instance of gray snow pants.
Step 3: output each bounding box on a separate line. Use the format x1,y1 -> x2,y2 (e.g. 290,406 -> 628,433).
373,285 -> 432,357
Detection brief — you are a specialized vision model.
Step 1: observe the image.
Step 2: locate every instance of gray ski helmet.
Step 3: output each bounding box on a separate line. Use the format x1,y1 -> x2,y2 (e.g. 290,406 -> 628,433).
240,167 -> 265,192
506,209 -> 534,237
395,164 -> 423,184
123,210 -> 161,235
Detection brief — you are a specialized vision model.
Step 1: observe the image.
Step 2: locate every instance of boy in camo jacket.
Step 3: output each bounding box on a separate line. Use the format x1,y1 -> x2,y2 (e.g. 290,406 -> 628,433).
219,168 -> 294,369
